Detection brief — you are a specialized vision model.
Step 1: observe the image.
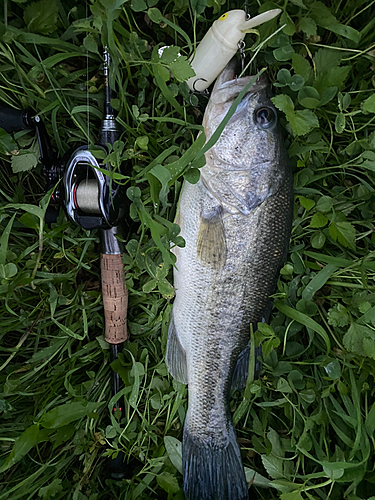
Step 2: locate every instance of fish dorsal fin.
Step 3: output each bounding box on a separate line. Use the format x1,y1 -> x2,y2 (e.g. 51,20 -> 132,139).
196,206 -> 227,271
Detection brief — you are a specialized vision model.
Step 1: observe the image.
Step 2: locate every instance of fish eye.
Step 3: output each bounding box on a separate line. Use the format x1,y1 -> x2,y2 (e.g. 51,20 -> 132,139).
254,107 -> 276,129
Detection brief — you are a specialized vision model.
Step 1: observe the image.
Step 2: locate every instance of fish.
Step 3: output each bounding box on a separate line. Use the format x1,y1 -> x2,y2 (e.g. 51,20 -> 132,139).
166,59 -> 293,500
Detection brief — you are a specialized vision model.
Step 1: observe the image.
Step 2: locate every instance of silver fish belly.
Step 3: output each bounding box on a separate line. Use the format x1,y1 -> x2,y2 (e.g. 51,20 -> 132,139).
166,60 -> 293,500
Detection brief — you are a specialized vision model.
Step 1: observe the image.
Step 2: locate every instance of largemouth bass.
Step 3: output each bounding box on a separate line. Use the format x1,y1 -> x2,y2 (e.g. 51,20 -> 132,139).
166,59 -> 293,500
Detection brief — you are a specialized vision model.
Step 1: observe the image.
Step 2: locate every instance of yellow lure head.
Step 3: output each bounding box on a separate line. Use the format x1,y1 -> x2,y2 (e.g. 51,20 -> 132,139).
211,9 -> 281,49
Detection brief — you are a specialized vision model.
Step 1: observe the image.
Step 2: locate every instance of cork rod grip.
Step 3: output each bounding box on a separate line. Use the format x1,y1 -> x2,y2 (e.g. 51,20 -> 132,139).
101,253 -> 128,344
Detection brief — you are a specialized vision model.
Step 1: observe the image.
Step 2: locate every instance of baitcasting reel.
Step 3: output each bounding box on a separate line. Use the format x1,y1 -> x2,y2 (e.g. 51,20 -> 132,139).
64,146 -> 124,231
0,106 -> 125,235
0,50 -> 125,236
0,109 -> 125,236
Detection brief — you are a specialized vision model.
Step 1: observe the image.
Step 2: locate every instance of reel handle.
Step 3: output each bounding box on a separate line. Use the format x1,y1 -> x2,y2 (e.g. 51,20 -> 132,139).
0,105 -> 34,134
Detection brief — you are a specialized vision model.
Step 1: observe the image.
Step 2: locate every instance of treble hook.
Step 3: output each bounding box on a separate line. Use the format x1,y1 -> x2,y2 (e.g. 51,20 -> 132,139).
237,40 -> 246,74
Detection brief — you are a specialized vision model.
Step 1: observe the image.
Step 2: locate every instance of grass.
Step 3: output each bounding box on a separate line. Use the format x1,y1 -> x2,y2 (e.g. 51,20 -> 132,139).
1,0 -> 375,499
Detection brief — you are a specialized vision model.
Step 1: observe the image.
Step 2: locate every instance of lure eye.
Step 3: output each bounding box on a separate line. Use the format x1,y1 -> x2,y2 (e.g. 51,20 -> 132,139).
254,107 -> 276,129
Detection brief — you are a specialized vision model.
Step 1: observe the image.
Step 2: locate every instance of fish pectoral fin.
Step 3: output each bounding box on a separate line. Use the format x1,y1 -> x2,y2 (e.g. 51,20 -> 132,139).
205,169 -> 283,215
231,340 -> 263,391
166,314 -> 188,384
196,206 -> 227,270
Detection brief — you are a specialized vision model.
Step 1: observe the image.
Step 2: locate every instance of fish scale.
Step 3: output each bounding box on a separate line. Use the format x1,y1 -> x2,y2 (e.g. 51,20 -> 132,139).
167,59 -> 293,500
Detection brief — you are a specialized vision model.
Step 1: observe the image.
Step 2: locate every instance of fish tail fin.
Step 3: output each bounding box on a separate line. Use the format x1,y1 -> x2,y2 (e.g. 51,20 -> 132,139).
182,421 -> 248,500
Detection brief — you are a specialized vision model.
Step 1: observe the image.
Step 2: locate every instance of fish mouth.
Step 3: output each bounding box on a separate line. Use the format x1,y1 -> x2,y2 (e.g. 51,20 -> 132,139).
217,57 -> 241,84
211,58 -> 268,103
220,58 -> 267,86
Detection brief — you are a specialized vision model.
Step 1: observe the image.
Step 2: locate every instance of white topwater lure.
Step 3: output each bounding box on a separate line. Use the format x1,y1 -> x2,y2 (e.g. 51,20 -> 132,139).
187,9 -> 281,92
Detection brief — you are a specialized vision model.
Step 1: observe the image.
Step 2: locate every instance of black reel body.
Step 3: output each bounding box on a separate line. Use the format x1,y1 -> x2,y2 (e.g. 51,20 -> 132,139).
63,145 -> 125,230
0,106 -> 125,230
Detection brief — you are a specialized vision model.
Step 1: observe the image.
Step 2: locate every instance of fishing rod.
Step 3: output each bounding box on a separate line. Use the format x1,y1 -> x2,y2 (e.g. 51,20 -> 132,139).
68,47 -> 128,479
0,48 -> 128,479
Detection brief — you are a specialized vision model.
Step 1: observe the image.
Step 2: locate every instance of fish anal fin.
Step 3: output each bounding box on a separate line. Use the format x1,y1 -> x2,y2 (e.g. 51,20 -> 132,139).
231,341 -> 263,391
196,206 -> 227,271
166,315 -> 188,384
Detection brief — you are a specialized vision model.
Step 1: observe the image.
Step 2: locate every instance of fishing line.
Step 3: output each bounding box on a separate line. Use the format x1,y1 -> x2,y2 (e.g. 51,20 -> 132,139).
86,0 -> 90,169
84,0 -> 92,196
86,63 -> 90,151
86,0 -> 90,152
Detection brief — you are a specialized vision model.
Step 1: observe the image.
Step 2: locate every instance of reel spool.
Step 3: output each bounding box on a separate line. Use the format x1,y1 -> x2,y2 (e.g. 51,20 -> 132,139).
63,146 -> 125,230
75,179 -> 101,215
